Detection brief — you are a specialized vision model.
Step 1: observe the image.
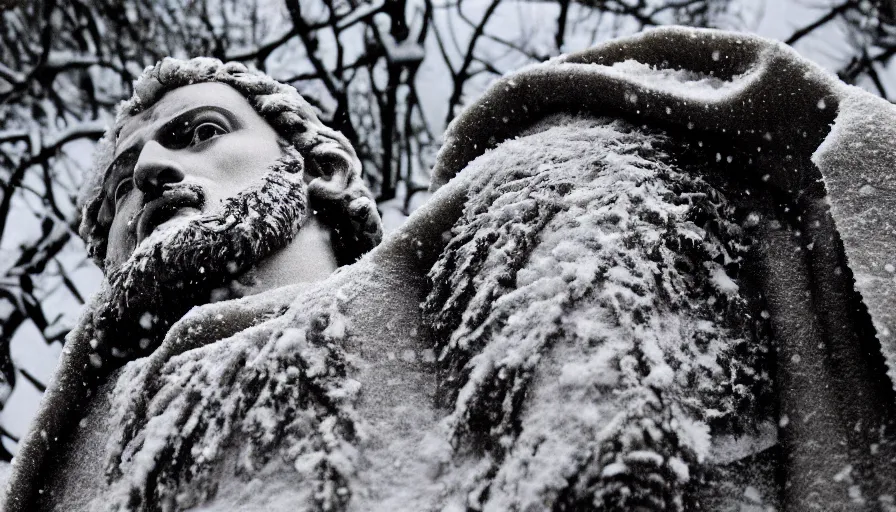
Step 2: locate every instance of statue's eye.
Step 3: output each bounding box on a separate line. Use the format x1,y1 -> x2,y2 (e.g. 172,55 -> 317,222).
190,122 -> 225,146
113,178 -> 133,210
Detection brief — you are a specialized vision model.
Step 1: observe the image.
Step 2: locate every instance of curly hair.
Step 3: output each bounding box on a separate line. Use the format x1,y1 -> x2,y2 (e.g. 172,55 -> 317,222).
79,57 -> 382,269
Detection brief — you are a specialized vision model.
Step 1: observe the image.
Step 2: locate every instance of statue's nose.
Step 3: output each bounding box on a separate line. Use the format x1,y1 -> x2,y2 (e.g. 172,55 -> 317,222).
133,140 -> 186,195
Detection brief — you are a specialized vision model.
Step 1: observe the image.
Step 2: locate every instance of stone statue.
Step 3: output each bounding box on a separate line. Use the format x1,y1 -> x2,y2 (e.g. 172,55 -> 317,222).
4,27 -> 896,511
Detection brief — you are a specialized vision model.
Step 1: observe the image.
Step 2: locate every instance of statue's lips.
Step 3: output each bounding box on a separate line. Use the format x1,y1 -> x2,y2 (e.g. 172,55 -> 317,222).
135,188 -> 203,243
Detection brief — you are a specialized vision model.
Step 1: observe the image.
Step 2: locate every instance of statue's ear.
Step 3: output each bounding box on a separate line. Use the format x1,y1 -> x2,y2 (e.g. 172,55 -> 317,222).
303,133 -> 383,265
304,137 -> 358,195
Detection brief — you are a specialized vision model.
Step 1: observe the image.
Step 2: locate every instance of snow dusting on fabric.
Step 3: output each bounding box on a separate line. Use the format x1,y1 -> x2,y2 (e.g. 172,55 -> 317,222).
7,26 -> 896,512
424,117 -> 772,510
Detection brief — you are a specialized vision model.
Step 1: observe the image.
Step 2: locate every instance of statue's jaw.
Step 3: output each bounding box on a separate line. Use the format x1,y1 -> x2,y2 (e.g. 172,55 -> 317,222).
88,159 -> 309,370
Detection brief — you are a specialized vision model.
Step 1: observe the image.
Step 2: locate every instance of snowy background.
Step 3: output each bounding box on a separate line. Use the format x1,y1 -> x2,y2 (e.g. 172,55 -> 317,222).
0,0 -> 894,460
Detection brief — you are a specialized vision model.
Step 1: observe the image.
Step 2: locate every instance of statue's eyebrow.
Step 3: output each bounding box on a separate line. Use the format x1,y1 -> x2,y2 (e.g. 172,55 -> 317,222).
155,105 -> 242,146
96,145 -> 140,227
101,146 -> 140,192
102,105 -> 242,187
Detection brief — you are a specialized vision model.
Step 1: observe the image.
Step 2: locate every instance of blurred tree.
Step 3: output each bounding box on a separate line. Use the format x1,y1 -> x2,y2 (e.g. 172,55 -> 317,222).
1,0 -> 895,460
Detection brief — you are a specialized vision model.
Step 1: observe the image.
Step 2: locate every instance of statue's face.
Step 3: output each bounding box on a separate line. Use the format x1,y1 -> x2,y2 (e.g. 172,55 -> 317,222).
103,82 -> 284,269
89,81 -> 313,362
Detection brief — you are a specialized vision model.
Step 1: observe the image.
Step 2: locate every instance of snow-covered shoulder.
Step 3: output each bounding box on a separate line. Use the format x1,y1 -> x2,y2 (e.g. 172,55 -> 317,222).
431,25 -> 838,192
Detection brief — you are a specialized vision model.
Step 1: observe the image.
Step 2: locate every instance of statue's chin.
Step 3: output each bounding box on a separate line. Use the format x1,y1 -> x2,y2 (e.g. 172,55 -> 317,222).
90,152 -> 309,367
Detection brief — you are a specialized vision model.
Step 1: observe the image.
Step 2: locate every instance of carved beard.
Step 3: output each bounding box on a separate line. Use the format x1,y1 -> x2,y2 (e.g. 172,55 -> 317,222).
87,151 -> 308,370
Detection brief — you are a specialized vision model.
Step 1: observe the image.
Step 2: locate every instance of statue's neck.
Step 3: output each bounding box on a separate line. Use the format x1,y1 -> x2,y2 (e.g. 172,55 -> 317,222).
239,213 -> 338,295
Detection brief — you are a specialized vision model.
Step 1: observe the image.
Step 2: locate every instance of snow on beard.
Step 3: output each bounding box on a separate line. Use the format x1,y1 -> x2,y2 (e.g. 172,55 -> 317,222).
87,149 -> 308,370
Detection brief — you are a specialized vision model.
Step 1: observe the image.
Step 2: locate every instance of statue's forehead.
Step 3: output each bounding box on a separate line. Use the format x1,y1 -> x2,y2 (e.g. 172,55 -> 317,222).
115,82 -> 257,157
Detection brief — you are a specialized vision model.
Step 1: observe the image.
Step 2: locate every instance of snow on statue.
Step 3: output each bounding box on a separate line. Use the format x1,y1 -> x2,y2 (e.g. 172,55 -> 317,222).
3,26 -> 896,511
